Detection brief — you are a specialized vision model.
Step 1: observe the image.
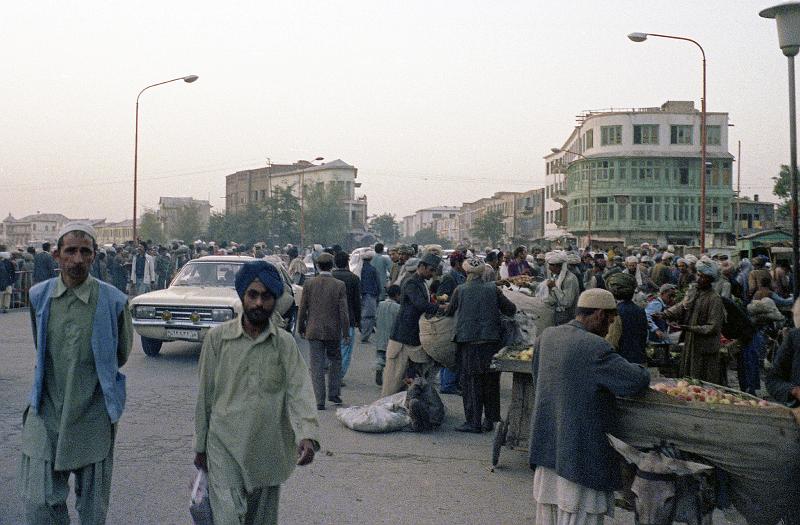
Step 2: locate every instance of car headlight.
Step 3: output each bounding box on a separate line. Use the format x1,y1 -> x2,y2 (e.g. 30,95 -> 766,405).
135,306 -> 156,319
211,308 -> 234,322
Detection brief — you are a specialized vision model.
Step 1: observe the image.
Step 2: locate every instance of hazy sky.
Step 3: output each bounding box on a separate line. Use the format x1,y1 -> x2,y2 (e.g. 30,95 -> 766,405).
0,1 -> 792,223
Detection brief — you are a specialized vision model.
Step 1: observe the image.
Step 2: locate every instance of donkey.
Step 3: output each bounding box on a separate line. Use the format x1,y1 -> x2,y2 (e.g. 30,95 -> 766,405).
608,435 -> 716,525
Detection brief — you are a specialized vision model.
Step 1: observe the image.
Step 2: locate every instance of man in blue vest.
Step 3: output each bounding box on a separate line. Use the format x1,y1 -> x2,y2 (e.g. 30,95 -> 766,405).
18,222 -> 132,525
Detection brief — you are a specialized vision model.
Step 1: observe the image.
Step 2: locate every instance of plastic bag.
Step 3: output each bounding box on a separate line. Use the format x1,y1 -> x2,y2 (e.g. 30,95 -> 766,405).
189,468 -> 213,525
336,392 -> 411,432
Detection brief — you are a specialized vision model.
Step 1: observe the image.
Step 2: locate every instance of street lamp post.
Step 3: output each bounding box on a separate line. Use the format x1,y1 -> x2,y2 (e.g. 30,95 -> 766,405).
132,75 -> 198,243
551,148 -> 590,249
760,3 -> 800,298
298,157 -> 325,249
628,32 -> 707,253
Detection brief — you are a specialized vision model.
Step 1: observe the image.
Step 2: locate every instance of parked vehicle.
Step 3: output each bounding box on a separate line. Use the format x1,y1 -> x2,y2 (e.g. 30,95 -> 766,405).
130,255 -> 298,356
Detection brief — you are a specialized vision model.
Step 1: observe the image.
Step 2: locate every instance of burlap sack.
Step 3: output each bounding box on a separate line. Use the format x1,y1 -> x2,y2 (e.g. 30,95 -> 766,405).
419,315 -> 457,368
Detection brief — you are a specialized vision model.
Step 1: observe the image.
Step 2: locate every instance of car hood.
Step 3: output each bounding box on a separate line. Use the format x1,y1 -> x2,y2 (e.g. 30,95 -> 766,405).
130,286 -> 242,309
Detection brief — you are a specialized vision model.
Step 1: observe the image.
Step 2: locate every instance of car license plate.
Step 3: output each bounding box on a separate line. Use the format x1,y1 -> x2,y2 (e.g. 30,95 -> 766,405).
166,328 -> 200,341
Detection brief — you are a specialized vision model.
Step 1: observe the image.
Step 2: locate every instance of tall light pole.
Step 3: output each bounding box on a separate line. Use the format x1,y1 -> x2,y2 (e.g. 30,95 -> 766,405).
628,32 -> 707,253
551,148 -> 590,248
298,156 -> 324,249
132,74 -> 199,243
761,3 -> 800,298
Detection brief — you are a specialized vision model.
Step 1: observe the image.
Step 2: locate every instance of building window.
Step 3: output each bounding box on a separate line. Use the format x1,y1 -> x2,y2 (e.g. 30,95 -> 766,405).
585,129 -> 594,149
633,125 -> 659,145
679,166 -> 689,185
601,126 -> 622,146
670,125 -> 693,145
706,125 -> 721,145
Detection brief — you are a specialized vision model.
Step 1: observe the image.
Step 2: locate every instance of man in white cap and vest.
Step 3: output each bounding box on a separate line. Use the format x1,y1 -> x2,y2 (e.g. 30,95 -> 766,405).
529,288 -> 650,524
19,222 -> 132,524
543,251 -> 580,326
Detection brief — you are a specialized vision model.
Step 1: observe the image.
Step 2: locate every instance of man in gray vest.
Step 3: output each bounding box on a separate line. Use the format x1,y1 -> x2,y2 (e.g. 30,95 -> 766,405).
19,222 -> 132,525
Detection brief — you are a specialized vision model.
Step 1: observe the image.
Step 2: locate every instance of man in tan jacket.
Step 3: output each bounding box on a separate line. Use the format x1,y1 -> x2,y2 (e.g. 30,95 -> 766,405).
297,252 -> 350,410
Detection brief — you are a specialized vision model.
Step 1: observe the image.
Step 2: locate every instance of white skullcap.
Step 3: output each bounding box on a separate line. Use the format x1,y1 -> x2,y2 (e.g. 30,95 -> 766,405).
577,288 -> 617,310
662,252 -> 674,260
57,221 -> 96,244
566,251 -> 581,265
462,257 -> 485,275
625,256 -> 639,264
545,251 -> 567,265
684,255 -> 698,265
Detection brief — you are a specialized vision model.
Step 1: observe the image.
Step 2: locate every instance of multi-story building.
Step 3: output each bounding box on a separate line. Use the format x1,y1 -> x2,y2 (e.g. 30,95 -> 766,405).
0,213 -> 71,247
544,101 -> 736,248
400,206 -> 460,239
157,197 -> 212,237
96,219 -> 134,246
225,159 -> 367,233
455,189 -> 545,248
733,196 -> 778,238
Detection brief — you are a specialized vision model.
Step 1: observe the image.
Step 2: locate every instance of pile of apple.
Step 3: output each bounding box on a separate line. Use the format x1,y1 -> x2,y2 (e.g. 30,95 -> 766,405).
652,380 -> 772,407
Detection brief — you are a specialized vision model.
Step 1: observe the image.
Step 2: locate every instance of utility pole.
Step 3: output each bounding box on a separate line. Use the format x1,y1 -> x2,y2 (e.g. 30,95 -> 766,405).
736,140 -> 741,240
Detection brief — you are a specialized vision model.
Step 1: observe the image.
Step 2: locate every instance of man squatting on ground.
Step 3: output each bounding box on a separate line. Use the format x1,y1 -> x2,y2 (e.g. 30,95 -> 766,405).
194,260 -> 320,524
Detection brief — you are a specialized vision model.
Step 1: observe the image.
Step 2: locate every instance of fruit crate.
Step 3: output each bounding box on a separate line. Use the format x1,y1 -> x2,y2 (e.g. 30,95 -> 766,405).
615,381 -> 800,525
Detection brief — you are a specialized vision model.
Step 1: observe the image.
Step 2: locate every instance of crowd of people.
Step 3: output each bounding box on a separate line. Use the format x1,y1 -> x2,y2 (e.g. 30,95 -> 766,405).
12,224 -> 800,524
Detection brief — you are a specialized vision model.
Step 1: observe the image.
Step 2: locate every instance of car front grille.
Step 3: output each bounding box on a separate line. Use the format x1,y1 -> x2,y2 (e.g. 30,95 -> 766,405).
155,306 -> 214,322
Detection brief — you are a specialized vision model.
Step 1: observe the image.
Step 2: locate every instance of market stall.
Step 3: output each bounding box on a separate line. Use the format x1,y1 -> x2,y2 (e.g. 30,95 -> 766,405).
616,380 -> 800,525
489,347 -> 533,469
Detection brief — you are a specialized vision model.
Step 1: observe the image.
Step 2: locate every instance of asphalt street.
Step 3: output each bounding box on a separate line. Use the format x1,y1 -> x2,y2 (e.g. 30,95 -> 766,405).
1,308 -> 541,525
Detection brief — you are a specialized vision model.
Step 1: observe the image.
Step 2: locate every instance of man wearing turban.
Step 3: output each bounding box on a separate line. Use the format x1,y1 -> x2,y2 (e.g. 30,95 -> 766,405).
656,259 -> 726,382
543,251 -> 580,326
195,260 -> 321,524
605,273 -> 648,364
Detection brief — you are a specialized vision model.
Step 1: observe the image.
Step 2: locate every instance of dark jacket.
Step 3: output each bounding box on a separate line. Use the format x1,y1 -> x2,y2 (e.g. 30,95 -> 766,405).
447,279 -> 516,343
437,270 -> 465,297
33,251 -> 57,283
360,261 -> 380,297
297,274 -> 349,341
0,258 -> 13,289
391,273 -> 439,346
333,268 -> 362,328
529,320 -> 650,492
617,300 -> 648,364
766,328 -> 800,407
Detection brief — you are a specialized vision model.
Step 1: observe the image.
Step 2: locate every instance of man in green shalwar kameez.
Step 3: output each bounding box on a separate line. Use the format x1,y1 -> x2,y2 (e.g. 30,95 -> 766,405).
194,260 -> 320,525
18,222 -> 132,525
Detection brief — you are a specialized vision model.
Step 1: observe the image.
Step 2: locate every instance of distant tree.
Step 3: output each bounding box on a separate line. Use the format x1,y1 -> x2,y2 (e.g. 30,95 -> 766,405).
206,205 -> 266,246
303,184 -> 349,246
412,227 -> 451,248
170,205 -> 203,244
263,186 -> 300,247
772,164 -> 795,221
139,210 -> 164,244
371,213 -> 400,244
470,209 -> 506,247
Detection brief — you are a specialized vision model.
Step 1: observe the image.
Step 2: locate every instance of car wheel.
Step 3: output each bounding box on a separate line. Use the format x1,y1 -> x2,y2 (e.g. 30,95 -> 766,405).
141,336 -> 163,357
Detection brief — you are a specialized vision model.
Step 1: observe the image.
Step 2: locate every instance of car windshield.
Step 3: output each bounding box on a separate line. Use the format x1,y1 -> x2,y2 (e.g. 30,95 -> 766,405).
170,262 -> 244,287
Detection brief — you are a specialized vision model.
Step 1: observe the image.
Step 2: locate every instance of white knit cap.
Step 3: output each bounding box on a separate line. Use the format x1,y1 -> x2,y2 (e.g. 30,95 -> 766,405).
577,288 -> 617,310
57,221 -> 96,244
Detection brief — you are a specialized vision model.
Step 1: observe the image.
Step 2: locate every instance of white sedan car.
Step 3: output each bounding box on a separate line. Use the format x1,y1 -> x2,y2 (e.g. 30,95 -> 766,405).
130,255 -> 298,356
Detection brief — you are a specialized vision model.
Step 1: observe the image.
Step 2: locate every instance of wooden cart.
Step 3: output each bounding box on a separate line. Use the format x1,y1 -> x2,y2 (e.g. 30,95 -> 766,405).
490,357 -> 533,469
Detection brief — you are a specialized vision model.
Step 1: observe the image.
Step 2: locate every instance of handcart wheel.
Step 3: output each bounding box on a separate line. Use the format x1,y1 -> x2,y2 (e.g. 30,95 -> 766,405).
491,420 -> 508,468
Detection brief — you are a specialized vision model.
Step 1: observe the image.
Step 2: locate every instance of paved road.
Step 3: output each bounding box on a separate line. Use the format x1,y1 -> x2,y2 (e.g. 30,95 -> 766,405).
0,309 -> 541,524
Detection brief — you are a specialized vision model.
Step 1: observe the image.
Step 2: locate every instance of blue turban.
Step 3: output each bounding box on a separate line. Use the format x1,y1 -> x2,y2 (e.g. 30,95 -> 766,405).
235,260 -> 284,299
